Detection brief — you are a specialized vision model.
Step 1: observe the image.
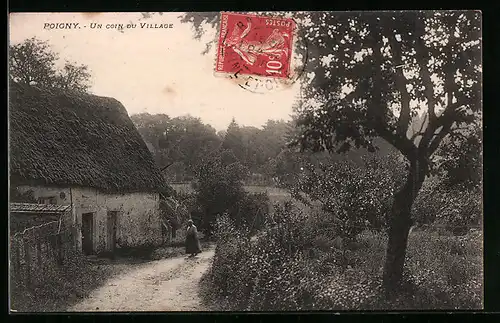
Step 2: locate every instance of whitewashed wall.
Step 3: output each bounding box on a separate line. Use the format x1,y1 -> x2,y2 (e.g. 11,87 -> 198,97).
16,185 -> 163,253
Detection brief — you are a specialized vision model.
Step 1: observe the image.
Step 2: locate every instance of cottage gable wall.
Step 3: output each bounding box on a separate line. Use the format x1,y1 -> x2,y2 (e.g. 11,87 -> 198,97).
16,185 -> 162,254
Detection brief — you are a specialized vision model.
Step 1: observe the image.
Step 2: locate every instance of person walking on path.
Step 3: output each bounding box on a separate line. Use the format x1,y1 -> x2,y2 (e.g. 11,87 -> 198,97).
185,219 -> 202,257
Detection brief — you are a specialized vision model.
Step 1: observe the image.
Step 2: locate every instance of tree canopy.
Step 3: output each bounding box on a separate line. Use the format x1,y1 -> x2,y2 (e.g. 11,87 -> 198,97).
131,113 -> 221,181
180,11 -> 481,162
292,11 -> 481,167
180,10 -> 482,292
9,37 -> 92,92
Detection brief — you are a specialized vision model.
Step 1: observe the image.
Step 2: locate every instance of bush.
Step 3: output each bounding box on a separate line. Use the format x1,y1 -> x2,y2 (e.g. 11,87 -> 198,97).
190,151 -> 272,237
10,246 -> 120,312
289,154 -> 404,242
200,203 -> 483,311
234,192 -> 270,233
192,151 -> 249,236
412,179 -> 482,233
403,230 -> 483,309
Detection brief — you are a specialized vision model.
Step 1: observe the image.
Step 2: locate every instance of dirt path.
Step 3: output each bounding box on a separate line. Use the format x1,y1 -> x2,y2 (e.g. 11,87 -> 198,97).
69,249 -> 215,312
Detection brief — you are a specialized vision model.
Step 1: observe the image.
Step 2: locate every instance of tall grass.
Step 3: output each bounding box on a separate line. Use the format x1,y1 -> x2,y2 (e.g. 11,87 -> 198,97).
199,209 -> 483,311
10,249 -> 126,312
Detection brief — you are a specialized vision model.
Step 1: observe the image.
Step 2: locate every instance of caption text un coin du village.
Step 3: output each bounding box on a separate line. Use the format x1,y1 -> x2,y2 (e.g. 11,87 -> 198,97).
43,22 -> 174,30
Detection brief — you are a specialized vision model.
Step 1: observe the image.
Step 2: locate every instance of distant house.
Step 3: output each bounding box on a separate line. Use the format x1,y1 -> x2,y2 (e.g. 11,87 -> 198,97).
9,82 -> 172,255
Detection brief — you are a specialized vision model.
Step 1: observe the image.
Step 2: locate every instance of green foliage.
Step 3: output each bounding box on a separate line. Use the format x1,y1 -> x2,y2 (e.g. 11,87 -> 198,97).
10,232 -> 120,312
280,11 -> 481,290
190,151 -> 270,236
159,196 -> 190,231
131,113 -> 221,180
222,119 -> 246,163
290,153 -> 405,241
436,126 -> 482,188
412,179 -> 481,232
131,112 -> 297,184
403,230 -> 483,309
181,12 -> 481,164
201,206 -> 482,311
234,193 -> 270,234
9,37 -> 92,92
290,11 -> 480,157
269,148 -> 304,188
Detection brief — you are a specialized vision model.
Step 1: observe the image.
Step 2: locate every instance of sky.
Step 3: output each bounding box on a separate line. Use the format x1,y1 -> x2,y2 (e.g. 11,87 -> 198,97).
9,12 -> 300,131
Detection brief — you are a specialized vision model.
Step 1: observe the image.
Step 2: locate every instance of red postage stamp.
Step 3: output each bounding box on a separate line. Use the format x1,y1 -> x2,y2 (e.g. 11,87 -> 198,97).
215,12 -> 296,79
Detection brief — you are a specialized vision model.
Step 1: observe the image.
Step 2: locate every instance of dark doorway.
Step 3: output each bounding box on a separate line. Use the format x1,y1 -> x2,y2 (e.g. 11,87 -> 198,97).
81,213 -> 94,255
107,211 -> 118,252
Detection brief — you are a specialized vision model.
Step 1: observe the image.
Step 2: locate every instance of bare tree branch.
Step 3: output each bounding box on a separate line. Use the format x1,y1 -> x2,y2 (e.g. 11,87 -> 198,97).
387,35 -> 411,137
414,17 -> 437,129
427,102 -> 464,155
377,125 -> 417,161
410,112 -> 429,143
368,22 -> 417,160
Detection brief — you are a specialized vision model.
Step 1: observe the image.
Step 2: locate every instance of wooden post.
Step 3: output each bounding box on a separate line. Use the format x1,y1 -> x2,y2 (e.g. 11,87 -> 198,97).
61,233 -> 66,265
23,238 -> 31,288
41,242 -> 47,272
14,240 -> 21,282
49,235 -> 56,264
57,234 -> 63,266
36,241 -> 42,277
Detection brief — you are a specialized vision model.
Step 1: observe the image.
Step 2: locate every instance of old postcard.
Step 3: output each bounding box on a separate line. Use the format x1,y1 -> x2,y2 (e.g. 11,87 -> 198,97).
8,11 -> 482,312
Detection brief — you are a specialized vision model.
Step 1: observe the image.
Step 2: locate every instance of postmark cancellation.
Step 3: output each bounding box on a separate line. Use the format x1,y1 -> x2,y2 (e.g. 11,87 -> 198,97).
215,12 -> 296,86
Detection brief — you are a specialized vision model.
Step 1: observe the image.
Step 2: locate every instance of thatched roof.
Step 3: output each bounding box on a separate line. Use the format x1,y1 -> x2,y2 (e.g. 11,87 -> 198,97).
9,82 -> 170,194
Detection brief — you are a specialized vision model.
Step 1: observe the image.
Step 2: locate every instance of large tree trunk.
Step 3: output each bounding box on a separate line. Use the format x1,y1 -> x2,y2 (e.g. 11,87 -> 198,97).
382,159 -> 426,295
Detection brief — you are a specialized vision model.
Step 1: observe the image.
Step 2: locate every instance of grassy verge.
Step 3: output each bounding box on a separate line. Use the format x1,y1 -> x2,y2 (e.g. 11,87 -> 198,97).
10,236 -> 213,312
199,214 -> 483,311
10,252 -> 129,312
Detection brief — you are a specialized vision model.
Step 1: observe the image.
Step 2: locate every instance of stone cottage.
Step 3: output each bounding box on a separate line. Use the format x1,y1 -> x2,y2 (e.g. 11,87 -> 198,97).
9,82 -> 172,255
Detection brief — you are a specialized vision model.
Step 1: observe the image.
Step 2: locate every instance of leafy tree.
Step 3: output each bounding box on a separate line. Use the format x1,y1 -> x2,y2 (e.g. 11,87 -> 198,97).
293,11 -> 481,292
254,120 -> 294,170
293,153 -> 406,242
192,151 -> 249,236
436,126 -> 482,188
270,148 -> 305,187
181,11 -> 481,292
132,112 -> 298,184
170,115 -> 222,172
413,126 -> 481,232
53,61 -> 92,92
9,37 -> 92,92
131,113 -> 222,180
222,118 -> 246,162
131,113 -> 176,169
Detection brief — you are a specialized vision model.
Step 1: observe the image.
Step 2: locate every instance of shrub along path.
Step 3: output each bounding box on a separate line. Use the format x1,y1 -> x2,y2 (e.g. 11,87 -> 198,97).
68,248 -> 215,312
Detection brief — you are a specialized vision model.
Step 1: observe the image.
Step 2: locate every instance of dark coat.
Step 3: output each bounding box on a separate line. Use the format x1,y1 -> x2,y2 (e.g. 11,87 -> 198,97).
185,224 -> 202,254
